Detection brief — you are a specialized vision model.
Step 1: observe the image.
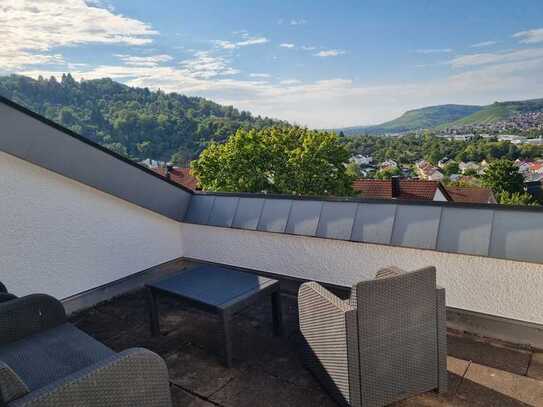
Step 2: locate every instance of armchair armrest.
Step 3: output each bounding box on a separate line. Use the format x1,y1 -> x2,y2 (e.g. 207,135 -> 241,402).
0,294 -> 66,346
298,282 -> 358,406
11,348 -> 172,407
0,283 -> 7,293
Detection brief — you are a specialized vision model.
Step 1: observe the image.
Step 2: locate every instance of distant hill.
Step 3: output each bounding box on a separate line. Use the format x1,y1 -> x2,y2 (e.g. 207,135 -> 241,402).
442,98 -> 543,128
339,98 -> 543,136
0,74 -> 288,162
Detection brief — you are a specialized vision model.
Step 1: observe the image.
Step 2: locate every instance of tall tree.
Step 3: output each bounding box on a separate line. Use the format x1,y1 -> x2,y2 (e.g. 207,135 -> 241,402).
191,127 -> 355,196
480,159 -> 524,195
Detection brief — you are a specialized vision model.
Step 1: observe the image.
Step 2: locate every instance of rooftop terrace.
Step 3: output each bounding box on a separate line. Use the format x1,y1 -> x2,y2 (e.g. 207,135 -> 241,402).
68,261 -> 543,407
3,96 -> 543,406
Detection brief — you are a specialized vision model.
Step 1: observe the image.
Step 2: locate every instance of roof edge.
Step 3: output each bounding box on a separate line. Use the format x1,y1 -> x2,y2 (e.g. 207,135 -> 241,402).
192,190 -> 543,213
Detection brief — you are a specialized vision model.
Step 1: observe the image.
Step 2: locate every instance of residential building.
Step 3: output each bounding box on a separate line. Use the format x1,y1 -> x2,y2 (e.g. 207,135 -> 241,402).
152,164 -> 200,191
459,161 -> 480,174
416,160 -> 444,181
379,159 -> 398,170
349,154 -> 373,166
437,157 -> 452,169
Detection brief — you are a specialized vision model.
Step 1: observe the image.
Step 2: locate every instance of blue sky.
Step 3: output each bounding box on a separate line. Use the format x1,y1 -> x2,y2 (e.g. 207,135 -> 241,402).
2,1 -> 543,127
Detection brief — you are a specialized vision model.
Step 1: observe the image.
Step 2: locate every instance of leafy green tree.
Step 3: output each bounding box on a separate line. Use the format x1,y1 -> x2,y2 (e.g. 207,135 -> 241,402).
102,142 -> 128,157
375,167 -> 401,179
345,162 -> 362,178
170,148 -> 192,167
480,159 -> 524,195
442,161 -> 459,176
463,168 -> 479,177
496,191 -> 538,206
191,127 -> 355,196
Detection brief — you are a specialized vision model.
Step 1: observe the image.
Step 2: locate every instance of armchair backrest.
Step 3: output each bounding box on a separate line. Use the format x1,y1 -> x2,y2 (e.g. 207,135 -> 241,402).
353,266 -> 439,406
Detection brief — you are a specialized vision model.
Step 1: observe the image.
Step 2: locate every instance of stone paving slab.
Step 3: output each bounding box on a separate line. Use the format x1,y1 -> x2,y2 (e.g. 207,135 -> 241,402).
170,386 -> 216,407
208,364 -> 337,407
457,362 -> 543,406
165,345 -> 244,397
528,353 -> 543,381
447,334 -> 531,376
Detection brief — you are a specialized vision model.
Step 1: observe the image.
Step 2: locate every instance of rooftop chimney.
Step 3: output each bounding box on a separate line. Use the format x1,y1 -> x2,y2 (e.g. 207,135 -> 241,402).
165,163 -> 174,180
391,176 -> 400,198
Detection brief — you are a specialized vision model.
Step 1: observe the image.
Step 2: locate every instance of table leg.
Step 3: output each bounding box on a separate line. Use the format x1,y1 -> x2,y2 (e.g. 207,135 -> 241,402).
220,310 -> 233,368
147,288 -> 160,337
271,291 -> 283,337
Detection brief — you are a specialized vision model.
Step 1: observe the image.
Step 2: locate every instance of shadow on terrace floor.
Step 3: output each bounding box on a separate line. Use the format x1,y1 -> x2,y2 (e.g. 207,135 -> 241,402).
69,275 -> 543,407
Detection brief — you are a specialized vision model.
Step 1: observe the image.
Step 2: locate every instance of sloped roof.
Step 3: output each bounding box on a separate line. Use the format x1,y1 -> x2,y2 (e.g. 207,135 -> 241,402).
152,167 -> 200,191
353,179 -> 447,201
445,187 -> 496,204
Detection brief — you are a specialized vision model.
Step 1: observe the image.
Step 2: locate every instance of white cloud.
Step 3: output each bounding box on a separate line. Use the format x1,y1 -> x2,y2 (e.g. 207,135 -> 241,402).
179,51 -> 239,79
301,45 -> 316,51
514,28 -> 543,44
115,54 -> 172,67
250,73 -> 271,78
415,48 -> 453,54
470,41 -> 497,48
449,48 -> 543,68
0,0 -> 157,71
279,43 -> 295,48
279,79 -> 301,85
214,36 -> 269,50
314,49 -> 346,57
290,19 -> 307,25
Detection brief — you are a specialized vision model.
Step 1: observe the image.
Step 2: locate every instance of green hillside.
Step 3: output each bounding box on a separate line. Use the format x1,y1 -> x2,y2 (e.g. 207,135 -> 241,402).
0,74 -> 288,162
340,104 -> 481,135
340,98 -> 543,136
444,98 -> 543,127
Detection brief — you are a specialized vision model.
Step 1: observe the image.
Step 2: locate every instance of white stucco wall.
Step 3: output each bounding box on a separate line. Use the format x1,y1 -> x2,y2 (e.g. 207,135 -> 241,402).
181,223 -> 543,325
0,152 -> 183,299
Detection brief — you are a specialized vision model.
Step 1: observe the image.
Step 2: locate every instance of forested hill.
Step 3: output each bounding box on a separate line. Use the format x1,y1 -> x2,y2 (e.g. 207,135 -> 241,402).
0,74 -> 288,162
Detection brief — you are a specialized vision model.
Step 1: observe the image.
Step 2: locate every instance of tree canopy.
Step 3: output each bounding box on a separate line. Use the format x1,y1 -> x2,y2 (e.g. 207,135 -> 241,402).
191,127 -> 355,196
480,159 -> 525,195
0,74 -> 288,162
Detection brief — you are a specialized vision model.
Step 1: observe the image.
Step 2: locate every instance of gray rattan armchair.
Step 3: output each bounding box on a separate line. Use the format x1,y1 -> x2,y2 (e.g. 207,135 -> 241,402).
0,283 -> 17,305
298,266 -> 447,407
0,292 -> 172,407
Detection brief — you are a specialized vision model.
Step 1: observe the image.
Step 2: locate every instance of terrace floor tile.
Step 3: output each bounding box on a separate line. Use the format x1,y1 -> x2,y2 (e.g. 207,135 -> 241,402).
208,364 -> 337,407
447,334 -> 531,376
457,362 -> 543,406
170,385 -> 216,407
527,353 -> 543,381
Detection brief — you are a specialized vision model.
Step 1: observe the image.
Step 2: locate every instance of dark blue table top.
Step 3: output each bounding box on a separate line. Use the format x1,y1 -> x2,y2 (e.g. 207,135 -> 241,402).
147,265 -> 278,309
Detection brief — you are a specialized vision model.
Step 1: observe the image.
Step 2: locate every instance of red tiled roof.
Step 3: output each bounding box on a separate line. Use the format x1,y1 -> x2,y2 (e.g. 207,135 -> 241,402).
444,187 -> 496,204
353,178 -> 496,204
353,179 -> 442,201
152,167 -> 200,191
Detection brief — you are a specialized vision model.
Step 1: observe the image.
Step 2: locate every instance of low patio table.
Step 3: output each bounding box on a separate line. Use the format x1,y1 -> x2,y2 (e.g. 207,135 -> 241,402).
146,264 -> 283,367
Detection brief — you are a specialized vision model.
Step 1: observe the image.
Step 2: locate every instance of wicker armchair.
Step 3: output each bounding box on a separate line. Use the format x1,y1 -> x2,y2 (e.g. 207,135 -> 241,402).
0,292 -> 172,407
298,266 -> 447,407
0,283 -> 17,305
